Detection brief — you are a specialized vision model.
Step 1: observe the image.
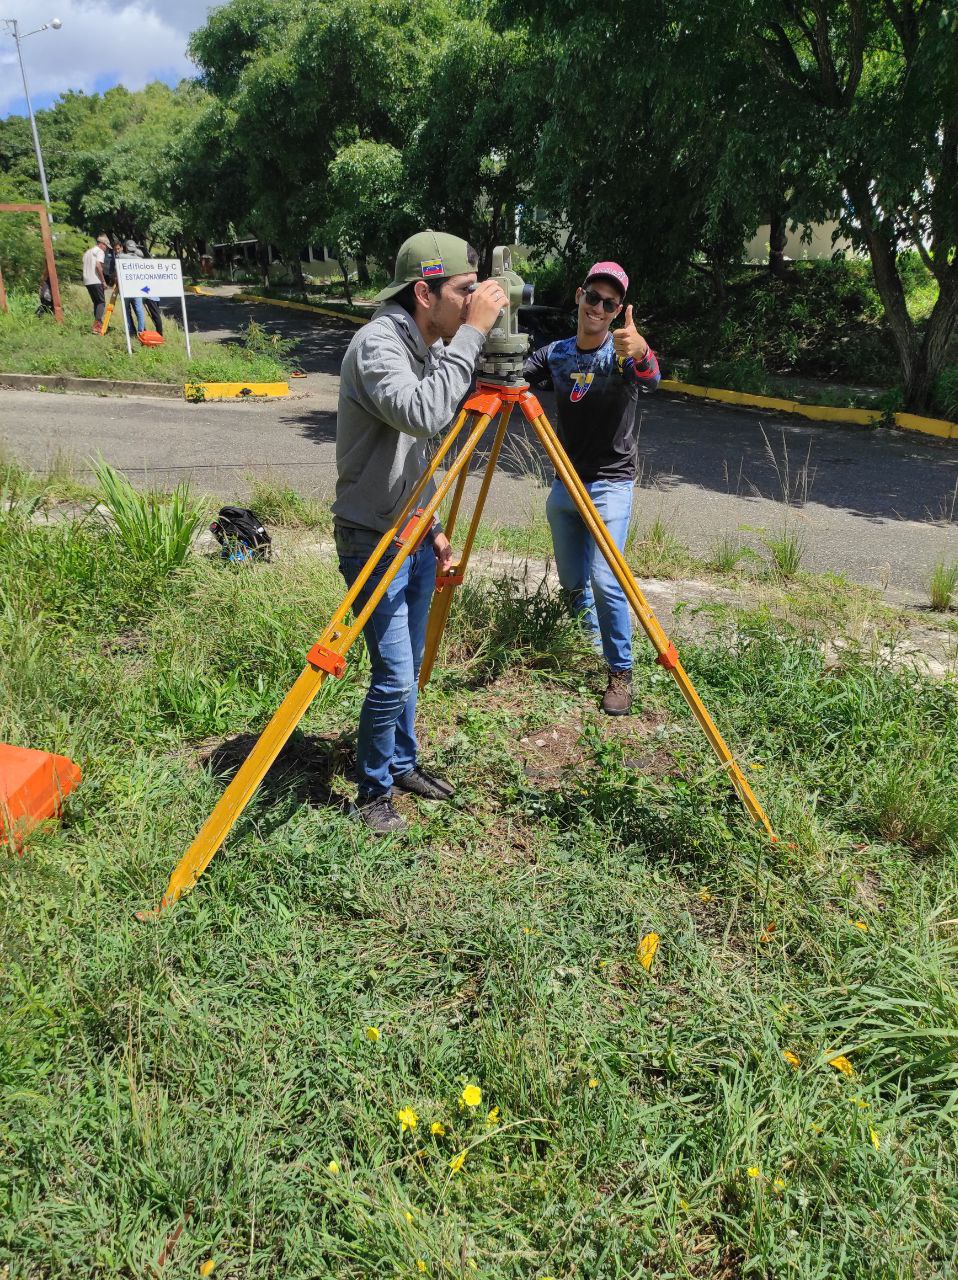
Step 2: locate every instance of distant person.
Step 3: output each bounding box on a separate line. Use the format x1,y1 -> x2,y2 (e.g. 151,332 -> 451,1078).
36,268 -> 54,316
102,239 -> 118,290
117,239 -> 146,335
82,234 -> 109,334
119,238 -> 164,336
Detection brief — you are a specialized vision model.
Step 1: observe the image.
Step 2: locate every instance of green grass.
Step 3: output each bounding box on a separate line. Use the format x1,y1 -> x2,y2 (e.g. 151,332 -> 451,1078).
247,475 -> 332,532
928,560 -> 958,612
0,285 -> 292,384
2,468 -> 958,1278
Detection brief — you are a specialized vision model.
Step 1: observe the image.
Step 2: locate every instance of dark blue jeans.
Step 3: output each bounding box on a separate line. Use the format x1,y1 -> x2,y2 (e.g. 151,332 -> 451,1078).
336,525 -> 435,799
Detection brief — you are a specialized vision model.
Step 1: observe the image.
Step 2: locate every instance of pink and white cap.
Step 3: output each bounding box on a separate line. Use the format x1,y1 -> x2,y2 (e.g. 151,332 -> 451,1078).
584,260 -> 628,298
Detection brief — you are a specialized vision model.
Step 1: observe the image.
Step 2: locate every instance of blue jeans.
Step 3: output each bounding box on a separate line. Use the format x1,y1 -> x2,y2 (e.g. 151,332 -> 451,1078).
336,525 -> 436,799
126,296 -> 146,332
546,478 -> 634,672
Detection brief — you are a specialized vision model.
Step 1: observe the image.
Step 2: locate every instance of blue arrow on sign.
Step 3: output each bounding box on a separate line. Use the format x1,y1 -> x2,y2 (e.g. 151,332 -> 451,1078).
140,286 -> 151,294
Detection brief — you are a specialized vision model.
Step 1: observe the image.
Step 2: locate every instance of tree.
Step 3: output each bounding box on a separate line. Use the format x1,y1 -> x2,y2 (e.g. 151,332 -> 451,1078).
188,0 -> 457,282
408,19 -> 545,272
324,140 -> 416,284
749,2 -> 958,409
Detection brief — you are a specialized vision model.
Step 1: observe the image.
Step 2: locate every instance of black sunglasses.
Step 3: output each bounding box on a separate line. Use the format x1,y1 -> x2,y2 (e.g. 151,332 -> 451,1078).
581,287 -> 621,314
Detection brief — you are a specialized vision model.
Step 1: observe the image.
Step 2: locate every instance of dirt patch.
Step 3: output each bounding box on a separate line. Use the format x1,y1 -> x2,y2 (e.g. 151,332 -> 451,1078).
517,707 -> 679,788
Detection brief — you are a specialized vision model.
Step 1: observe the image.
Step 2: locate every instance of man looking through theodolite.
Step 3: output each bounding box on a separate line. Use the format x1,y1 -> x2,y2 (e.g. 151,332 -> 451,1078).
333,230 -> 507,834
524,261 -> 660,715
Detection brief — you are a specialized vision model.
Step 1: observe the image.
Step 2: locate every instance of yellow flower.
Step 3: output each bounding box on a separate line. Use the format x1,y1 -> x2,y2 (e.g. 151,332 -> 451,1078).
750,762 -> 764,771
747,1167 -> 760,1178
199,1262 -> 215,1277
853,1097 -> 869,1109
828,1055 -> 854,1078
485,1106 -> 500,1127
430,1121 -> 445,1136
461,1084 -> 482,1108
870,1128 -> 880,1151
697,889 -> 714,903
365,1026 -> 381,1042
636,932 -> 660,971
404,1210 -> 414,1223
773,1178 -> 786,1192
782,1050 -> 800,1070
853,919 -> 869,932
450,1150 -> 467,1173
398,1106 -> 418,1132
467,1263 -> 478,1272
678,1198 -> 690,1211
597,959 -> 608,968
327,1159 -> 340,1174
588,1078 -> 598,1089
416,1261 -> 427,1274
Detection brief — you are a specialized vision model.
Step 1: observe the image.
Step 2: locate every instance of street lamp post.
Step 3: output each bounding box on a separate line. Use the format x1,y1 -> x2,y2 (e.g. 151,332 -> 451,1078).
2,17 -> 62,210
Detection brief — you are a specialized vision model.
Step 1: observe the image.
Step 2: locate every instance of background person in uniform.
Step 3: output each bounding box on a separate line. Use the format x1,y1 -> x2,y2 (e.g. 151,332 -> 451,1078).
81,234 -> 109,333
333,230 -> 507,834
524,261 -> 661,716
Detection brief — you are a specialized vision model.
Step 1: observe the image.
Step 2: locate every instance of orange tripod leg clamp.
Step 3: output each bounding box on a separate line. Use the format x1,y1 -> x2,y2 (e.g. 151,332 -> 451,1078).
435,568 -> 465,590
396,507 -> 429,546
656,642 -> 679,670
307,643 -> 347,677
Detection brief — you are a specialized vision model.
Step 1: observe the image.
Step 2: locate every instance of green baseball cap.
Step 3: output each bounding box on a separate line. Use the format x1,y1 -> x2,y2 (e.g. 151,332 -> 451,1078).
375,230 -> 477,303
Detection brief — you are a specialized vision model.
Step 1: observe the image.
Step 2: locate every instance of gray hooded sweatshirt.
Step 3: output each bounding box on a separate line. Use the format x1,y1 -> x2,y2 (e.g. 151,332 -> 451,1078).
332,303 -> 485,534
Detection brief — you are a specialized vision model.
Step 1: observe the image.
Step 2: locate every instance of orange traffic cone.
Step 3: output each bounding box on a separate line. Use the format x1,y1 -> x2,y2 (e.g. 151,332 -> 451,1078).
0,743 -> 81,850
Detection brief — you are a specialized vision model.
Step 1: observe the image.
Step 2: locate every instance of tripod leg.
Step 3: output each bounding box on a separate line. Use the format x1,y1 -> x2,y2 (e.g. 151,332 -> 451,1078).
101,285 -> 119,336
525,400 -> 775,839
419,401 -> 515,688
138,404 -> 498,918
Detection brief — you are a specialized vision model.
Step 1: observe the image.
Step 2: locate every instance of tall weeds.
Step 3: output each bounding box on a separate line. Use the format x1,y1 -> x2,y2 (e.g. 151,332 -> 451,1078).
91,458 -> 205,574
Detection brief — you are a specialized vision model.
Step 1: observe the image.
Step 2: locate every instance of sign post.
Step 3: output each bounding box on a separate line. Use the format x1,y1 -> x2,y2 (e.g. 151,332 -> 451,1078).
115,257 -> 190,357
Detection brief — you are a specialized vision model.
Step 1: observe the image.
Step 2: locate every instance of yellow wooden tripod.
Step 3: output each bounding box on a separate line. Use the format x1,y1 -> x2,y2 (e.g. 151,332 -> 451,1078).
137,379 -> 775,919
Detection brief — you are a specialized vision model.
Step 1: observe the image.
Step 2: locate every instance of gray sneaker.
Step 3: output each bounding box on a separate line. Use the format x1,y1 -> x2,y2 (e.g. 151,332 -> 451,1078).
356,793 -> 406,834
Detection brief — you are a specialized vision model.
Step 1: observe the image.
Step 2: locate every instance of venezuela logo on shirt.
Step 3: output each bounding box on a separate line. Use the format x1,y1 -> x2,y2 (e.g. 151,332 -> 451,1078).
570,371 -> 594,402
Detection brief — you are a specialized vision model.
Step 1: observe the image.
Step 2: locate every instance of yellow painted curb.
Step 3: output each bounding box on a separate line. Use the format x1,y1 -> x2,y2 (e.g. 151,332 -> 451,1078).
240,293 -> 366,325
895,411 -> 958,440
188,284 -> 208,295
661,378 -> 957,441
184,381 -> 289,401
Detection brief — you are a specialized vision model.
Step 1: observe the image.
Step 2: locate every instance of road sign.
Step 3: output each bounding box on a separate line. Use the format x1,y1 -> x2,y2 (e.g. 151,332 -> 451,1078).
115,257 -> 191,357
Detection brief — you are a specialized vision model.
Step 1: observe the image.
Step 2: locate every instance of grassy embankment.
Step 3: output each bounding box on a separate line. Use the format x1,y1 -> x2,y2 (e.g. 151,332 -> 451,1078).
2,462 -> 957,1278
0,285 -> 290,385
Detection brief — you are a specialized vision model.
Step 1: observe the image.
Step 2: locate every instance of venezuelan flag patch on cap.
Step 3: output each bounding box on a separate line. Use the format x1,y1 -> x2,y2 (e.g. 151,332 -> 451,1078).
420,257 -> 443,277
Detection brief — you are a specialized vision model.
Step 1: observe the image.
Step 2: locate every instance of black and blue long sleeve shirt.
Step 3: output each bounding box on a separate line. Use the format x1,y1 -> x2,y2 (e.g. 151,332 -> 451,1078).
523,336 -> 661,483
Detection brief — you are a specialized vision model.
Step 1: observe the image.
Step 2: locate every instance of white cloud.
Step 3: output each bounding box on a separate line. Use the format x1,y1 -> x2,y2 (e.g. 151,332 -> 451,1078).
0,0 -> 217,115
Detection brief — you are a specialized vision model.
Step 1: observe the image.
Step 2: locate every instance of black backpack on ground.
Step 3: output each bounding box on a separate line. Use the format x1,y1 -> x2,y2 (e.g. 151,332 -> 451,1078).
210,506 -> 272,562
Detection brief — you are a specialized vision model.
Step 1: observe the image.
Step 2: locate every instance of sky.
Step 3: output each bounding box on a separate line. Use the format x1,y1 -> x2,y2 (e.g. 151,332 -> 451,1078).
0,0 -> 214,117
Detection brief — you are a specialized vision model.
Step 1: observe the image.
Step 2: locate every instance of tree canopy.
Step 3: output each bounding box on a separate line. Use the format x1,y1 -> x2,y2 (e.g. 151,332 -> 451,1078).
1,0 -> 956,409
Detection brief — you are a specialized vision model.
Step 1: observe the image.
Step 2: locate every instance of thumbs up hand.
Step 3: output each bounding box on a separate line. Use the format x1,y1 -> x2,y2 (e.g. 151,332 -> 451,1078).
613,305 -> 649,362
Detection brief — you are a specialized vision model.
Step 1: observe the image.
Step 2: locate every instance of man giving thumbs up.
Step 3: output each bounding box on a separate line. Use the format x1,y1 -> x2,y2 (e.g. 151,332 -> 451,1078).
523,261 -> 660,716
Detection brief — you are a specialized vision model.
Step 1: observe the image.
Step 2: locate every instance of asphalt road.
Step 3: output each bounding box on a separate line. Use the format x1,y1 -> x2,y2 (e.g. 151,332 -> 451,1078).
2,291 -> 956,600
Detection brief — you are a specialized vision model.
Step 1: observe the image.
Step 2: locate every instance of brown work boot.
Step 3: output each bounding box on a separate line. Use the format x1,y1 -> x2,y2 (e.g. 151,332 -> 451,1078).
92,321 -> 103,335
601,669 -> 633,716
